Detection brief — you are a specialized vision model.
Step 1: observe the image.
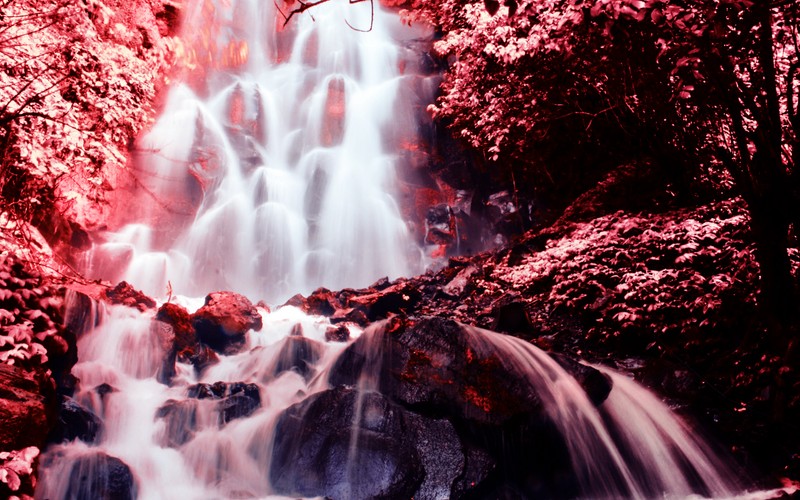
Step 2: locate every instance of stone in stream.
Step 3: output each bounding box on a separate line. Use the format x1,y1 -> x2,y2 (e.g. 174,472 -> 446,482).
327,316 -> 612,497
156,382 -> 262,447
325,324 -> 350,342
49,396 -> 103,444
153,302 -> 220,384
272,336 -> 323,380
65,452 -> 138,500
330,316 -> 611,425
270,386 -> 426,499
191,291 -> 263,355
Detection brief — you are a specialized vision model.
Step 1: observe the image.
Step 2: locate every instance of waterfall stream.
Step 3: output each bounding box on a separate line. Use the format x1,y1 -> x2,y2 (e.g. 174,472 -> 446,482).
88,0 -> 428,303
35,0 -> 780,498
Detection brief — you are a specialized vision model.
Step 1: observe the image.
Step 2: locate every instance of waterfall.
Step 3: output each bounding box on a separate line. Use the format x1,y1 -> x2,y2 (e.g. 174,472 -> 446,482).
35,0 -> 779,499
88,0 -> 427,303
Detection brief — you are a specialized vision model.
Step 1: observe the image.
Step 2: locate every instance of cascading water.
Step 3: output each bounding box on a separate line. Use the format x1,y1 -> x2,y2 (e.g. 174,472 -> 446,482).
35,0 -> 780,499
88,0 -> 427,302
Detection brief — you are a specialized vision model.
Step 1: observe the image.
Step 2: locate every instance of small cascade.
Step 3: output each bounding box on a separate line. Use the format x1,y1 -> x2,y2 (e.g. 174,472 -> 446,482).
37,312 -> 765,499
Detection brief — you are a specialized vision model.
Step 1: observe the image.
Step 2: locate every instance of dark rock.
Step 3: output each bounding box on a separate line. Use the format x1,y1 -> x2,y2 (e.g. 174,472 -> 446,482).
370,276 -> 391,290
491,300 -> 533,335
273,336 -> 323,380
330,307 -> 369,326
95,383 -> 115,398
550,353 -> 613,406
181,345 -> 220,375
330,316 -> 544,425
270,386 -> 424,499
66,452 -> 137,500
406,413 -> 465,500
49,396 -> 102,444
103,281 -> 156,311
283,288 -> 342,317
155,399 -> 198,447
327,316 -> 612,497
187,381 -> 262,424
425,203 -> 455,245
0,363 -> 55,451
325,325 -> 351,342
156,302 -> 196,350
192,291 -> 262,354
63,289 -> 99,338
289,323 -> 304,336
346,282 -> 421,321
219,392 -> 261,424
451,445 -> 496,498
305,288 -> 341,316
156,382 -> 262,447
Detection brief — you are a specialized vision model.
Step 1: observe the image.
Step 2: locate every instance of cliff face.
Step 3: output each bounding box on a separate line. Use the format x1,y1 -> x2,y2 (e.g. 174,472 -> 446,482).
0,0 -> 184,263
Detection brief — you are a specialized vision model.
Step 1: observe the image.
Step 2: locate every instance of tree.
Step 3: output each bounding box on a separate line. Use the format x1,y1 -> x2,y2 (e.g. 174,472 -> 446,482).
401,0 -> 798,339
1,0 -> 174,232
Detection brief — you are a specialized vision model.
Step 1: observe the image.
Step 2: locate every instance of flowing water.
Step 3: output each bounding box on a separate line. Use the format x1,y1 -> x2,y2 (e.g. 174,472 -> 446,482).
87,0 -> 429,303
35,0 -> 785,498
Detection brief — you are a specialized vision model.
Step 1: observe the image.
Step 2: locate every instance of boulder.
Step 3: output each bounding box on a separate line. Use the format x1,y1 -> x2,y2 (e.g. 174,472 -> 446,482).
325,325 -> 351,342
156,382 -> 262,447
345,281 -> 421,322
282,288 -> 342,317
273,336 -> 323,380
65,452 -> 137,500
269,386 -> 423,499
187,381 -> 262,425
49,396 -> 102,444
329,316 -> 612,498
154,302 -> 218,382
155,399 -> 198,447
103,281 -> 156,311
192,291 -> 262,354
330,316 -> 542,425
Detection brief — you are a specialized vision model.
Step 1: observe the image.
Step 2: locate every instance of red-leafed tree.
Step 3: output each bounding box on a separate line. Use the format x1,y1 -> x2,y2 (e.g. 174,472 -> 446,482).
398,0 -> 798,340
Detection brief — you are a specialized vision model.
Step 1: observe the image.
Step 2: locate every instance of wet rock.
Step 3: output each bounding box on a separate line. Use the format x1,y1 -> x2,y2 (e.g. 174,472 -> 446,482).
330,316 -> 544,425
0,364 -> 55,451
406,413 -> 465,500
332,316 -> 611,421
283,288 -> 341,317
155,399 -> 198,447
156,302 -> 196,349
550,353 -> 612,406
325,324 -> 351,342
192,291 -> 263,354
66,452 -> 138,500
346,281 -> 421,321
49,396 -> 102,444
156,382 -> 262,447
187,381 -> 262,424
270,386 -> 424,499
425,203 -> 455,245
330,306 -> 369,326
219,392 -> 261,424
321,77 -> 346,146
103,281 -> 156,311
273,336 -> 323,380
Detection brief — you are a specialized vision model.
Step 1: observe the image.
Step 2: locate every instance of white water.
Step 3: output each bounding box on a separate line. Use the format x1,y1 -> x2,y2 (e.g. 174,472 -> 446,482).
88,0 -> 427,303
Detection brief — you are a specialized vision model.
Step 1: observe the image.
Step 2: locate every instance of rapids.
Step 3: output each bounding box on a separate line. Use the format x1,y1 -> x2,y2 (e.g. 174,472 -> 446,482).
34,0 -> 784,499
